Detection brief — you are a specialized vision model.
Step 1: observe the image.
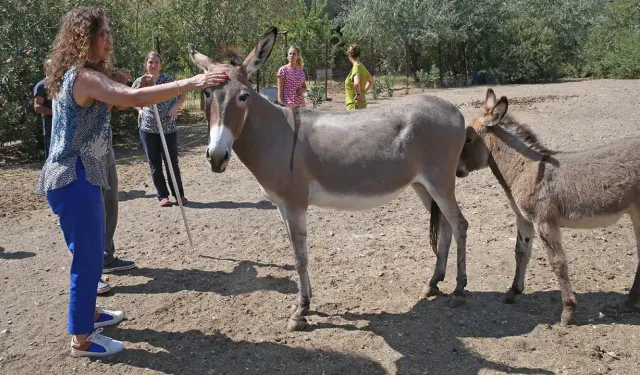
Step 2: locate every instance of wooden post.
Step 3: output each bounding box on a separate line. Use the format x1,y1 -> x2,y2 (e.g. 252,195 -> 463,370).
462,43 -> 468,86
405,41 -> 410,94
324,40 -> 328,100
371,37 -> 375,76
438,41 -> 443,84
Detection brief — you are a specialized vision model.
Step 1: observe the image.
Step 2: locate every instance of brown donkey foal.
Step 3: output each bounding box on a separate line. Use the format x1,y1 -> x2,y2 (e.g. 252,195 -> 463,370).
457,89 -> 640,325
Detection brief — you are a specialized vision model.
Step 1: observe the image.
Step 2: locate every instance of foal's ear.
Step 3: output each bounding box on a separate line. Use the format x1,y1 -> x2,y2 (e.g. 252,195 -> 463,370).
241,26 -> 278,78
484,88 -> 497,112
488,96 -> 508,126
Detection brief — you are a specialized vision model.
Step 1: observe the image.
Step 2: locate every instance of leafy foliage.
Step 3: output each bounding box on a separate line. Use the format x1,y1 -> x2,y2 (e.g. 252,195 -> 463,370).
0,0 -> 637,159
306,85 -> 325,107
582,0 -> 640,78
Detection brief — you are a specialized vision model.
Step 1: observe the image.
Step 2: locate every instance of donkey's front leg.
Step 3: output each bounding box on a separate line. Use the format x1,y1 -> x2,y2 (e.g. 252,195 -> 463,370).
537,220 -> 577,326
505,217 -> 535,304
279,206 -> 311,331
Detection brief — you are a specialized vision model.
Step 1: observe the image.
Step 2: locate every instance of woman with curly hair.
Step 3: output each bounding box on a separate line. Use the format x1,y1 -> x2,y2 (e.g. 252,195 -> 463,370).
37,6 -> 227,357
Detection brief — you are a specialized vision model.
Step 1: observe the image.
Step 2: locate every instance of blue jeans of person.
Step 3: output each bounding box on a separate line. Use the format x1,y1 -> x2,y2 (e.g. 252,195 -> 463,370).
47,158 -> 104,335
139,129 -> 184,200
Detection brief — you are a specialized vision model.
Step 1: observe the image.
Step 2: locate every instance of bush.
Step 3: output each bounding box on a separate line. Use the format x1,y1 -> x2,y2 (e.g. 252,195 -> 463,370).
376,75 -> 398,97
415,65 -> 439,89
371,76 -> 384,99
306,85 -> 325,108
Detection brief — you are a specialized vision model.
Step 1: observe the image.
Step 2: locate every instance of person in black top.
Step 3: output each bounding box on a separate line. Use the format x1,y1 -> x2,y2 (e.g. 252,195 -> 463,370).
33,60 -> 53,159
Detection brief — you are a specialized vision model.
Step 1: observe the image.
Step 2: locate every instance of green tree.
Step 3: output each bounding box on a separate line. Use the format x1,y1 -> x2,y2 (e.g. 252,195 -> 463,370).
583,0 -> 640,78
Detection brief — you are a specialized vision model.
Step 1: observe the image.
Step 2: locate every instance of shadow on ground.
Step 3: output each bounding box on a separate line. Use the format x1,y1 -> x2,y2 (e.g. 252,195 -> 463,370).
113,260 -> 296,296
305,290 -> 640,374
0,246 -> 36,260
187,200 -> 276,210
107,328 -> 385,375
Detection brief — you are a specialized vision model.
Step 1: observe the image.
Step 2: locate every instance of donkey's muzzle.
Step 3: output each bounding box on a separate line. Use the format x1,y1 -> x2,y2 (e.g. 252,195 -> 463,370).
455,165 -> 469,178
205,147 -> 230,173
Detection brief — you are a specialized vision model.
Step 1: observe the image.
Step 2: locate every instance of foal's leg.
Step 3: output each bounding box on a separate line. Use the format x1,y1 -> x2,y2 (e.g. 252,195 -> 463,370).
278,205 -> 311,331
411,184 -> 453,298
622,204 -> 640,312
505,217 -> 535,304
424,178 -> 469,307
536,220 -> 577,325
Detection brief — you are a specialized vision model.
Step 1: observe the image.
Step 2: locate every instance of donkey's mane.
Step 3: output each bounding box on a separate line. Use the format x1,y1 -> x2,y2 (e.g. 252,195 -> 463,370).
498,115 -> 557,155
217,46 -> 245,66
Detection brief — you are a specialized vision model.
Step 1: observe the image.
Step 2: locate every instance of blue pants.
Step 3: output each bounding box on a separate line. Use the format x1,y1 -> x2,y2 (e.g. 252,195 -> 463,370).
139,130 -> 185,200
47,159 -> 104,335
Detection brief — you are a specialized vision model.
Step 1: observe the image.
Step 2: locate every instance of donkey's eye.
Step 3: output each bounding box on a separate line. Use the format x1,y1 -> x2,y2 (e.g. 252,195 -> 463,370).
239,92 -> 250,102
466,138 -> 473,143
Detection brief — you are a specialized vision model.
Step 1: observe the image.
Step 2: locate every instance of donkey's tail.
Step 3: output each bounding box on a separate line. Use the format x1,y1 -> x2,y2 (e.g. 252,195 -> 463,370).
429,200 -> 440,255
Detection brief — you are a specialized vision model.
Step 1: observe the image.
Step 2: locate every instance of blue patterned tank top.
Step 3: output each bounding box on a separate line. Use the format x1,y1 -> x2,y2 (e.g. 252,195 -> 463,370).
35,68 -> 112,196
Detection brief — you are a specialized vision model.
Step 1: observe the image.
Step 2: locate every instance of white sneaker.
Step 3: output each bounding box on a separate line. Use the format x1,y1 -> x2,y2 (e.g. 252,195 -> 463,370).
94,306 -> 125,329
70,328 -> 124,357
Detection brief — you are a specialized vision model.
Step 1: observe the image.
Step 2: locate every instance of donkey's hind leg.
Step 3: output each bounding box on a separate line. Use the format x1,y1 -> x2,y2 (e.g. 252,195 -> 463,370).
412,183 -> 453,299
422,178 -> 469,307
536,220 -> 577,326
622,204 -> 640,312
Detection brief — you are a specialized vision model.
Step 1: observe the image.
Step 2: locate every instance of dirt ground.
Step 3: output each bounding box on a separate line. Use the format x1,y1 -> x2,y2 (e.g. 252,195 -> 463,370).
1,79 -> 640,375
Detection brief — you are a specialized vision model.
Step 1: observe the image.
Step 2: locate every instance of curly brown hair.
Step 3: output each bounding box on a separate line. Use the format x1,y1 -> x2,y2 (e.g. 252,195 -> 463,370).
46,7 -> 113,98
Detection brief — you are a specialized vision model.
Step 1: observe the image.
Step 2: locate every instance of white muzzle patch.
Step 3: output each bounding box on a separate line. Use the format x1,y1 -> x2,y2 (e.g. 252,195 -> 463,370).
206,125 -> 234,172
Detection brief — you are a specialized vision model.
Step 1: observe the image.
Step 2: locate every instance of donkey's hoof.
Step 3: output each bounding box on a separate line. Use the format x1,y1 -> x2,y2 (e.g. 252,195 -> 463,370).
287,316 -> 308,331
504,289 -> 519,304
422,286 -> 440,299
620,300 -> 638,314
450,295 -> 466,308
560,313 -> 576,326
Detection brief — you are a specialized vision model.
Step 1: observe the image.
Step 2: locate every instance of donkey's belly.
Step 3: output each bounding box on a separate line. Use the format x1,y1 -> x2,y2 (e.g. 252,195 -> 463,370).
308,181 -> 406,210
559,212 -> 625,229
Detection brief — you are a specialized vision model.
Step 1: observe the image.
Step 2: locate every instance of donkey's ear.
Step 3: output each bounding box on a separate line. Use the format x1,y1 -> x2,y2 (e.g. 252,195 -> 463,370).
242,26 -> 278,77
483,88 -> 497,112
188,43 -> 216,72
488,96 -> 508,126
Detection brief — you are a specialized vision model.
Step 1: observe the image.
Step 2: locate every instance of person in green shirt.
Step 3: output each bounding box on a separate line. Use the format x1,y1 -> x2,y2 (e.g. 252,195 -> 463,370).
344,44 -> 374,110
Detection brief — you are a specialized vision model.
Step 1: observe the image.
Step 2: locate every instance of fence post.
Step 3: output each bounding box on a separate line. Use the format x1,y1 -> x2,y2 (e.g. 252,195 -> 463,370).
405,41 -> 410,94
370,36 -> 375,76
324,40 -> 328,100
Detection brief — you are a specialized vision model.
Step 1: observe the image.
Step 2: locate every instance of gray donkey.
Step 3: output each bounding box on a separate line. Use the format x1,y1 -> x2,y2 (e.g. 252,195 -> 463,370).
189,27 -> 470,331
457,88 -> 640,325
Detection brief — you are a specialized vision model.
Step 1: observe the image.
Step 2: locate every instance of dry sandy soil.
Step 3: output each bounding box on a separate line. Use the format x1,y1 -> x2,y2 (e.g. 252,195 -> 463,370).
1,79 -> 640,375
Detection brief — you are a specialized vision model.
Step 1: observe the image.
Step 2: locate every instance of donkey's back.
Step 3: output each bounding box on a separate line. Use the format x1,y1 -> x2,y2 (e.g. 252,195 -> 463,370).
538,135 -> 640,226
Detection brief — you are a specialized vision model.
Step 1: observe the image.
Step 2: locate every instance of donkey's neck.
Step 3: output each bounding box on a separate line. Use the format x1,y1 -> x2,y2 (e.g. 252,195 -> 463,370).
486,133 -> 540,191
232,93 -> 295,179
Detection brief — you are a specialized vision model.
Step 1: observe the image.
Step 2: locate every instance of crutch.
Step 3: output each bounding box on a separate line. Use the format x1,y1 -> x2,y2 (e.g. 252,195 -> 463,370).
152,104 -> 194,248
